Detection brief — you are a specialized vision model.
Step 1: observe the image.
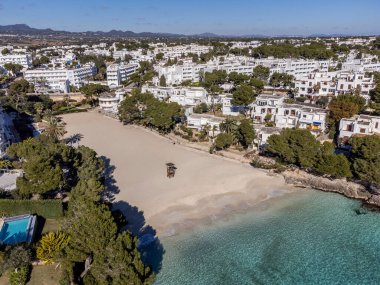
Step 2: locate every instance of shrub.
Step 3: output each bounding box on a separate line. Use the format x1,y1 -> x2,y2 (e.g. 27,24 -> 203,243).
37,232 -> 70,264
9,266 -> 29,285
214,133 -> 234,150
0,199 -> 63,218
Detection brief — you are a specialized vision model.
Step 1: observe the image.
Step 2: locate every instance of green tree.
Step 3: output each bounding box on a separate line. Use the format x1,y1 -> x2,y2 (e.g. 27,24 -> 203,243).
328,94 -> 366,124
350,136 -> 380,186
252,65 -> 270,81
267,129 -> 319,168
1,48 -> 10,55
370,84 -> 380,104
219,117 -> 238,134
155,52 -> 164,61
228,72 -> 249,85
89,232 -> 155,285
236,119 -> 255,148
214,133 -> 234,150
79,84 -> 110,104
16,155 -> 64,196
3,63 -> 23,75
193,102 -> 209,114
159,75 -> 167,87
269,72 -> 294,87
44,116 -> 67,141
314,142 -> 352,178
232,84 -> 255,107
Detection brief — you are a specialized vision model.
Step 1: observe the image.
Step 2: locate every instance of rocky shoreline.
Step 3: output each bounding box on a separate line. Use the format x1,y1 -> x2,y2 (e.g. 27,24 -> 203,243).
281,169 -> 380,208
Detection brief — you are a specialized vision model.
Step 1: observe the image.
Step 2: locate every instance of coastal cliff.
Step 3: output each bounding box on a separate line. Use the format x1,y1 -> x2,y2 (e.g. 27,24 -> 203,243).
282,169 -> 380,207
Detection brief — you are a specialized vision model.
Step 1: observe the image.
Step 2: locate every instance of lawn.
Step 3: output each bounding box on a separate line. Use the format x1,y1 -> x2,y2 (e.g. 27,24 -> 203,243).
27,265 -> 62,285
41,218 -> 62,234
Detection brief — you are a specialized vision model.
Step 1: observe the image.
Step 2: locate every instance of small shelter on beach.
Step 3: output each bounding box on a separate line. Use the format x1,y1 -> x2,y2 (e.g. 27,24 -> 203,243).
166,163 -> 177,178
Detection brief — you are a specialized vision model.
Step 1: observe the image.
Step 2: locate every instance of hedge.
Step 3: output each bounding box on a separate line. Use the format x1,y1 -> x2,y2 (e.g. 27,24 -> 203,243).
0,199 -> 63,219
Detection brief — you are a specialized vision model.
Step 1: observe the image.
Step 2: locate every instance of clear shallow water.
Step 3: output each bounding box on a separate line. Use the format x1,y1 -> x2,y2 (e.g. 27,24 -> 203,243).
0,217 -> 30,244
154,190 -> 380,285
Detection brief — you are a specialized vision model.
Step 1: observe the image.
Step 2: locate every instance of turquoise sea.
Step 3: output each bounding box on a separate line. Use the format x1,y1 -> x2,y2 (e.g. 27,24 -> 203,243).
154,190 -> 380,285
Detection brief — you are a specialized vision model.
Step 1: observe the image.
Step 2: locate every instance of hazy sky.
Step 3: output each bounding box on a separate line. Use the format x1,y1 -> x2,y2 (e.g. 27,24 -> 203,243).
0,0 -> 379,36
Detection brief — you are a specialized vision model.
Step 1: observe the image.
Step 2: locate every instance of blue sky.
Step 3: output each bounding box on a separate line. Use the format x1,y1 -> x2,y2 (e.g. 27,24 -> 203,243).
0,0 -> 379,36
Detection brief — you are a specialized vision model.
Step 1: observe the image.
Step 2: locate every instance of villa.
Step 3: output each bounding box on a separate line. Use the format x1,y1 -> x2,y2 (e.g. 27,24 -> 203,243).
338,114 -> 380,142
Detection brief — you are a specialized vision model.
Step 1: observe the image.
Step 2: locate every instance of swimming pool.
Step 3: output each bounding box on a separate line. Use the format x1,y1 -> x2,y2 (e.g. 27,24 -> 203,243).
0,215 -> 36,245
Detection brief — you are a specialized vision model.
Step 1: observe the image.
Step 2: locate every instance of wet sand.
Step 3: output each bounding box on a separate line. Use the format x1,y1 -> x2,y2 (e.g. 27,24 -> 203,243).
63,111 -> 295,236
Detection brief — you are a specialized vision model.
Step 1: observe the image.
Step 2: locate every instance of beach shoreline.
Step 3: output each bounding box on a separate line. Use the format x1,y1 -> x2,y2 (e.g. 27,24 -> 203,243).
62,111 -> 298,237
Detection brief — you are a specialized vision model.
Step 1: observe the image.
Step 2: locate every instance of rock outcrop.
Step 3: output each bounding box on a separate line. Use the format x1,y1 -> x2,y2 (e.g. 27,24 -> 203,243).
282,169 -> 380,207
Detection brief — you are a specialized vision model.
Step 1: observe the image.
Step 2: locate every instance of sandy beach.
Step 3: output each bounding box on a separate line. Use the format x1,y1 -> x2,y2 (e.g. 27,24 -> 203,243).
63,111 -> 295,236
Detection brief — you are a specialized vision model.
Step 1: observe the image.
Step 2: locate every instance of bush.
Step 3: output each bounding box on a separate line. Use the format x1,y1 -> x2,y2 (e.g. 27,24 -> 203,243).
0,199 -> 63,218
214,133 -> 234,150
9,266 -> 29,285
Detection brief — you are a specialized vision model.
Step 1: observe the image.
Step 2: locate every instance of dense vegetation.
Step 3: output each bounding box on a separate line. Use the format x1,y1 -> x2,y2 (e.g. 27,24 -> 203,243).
2,135 -> 155,284
118,89 -> 183,133
251,42 -> 336,60
266,128 -> 380,186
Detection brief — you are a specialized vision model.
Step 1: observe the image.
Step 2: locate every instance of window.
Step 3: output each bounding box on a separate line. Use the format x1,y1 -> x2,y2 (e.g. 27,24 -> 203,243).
360,128 -> 366,133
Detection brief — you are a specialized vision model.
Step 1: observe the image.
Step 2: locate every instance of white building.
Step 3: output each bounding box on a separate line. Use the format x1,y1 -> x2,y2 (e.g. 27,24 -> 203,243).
251,94 -> 286,123
254,126 -> 281,149
141,85 -> 207,106
106,63 -> 139,88
34,80 -> 70,94
24,64 -> 96,88
0,53 -> 32,68
186,113 -> 224,136
221,95 -> 245,116
338,115 -> 380,142
251,94 -> 327,134
253,58 -> 331,78
336,71 -> 375,95
155,44 -> 212,58
275,104 -> 327,133
98,91 -> 125,114
295,72 -> 337,98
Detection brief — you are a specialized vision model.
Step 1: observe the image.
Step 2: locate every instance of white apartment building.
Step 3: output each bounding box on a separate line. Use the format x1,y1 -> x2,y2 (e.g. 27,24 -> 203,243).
0,53 -> 32,67
155,44 -> 212,58
186,113 -> 224,136
106,63 -> 139,88
34,80 -> 70,94
295,72 -> 337,97
253,58 -> 331,78
251,94 -> 286,123
338,115 -> 380,141
24,64 -> 97,88
336,71 -> 375,95
141,85 -> 207,106
295,71 -> 375,98
342,60 -> 380,72
251,94 -> 327,134
275,104 -> 327,133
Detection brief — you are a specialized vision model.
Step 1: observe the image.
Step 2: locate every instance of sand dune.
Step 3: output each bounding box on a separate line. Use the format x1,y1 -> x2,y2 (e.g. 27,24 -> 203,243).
63,111 -> 294,236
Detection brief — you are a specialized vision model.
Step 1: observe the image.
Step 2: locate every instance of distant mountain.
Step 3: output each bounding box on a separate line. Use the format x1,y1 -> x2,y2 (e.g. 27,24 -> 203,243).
0,24 -> 186,38
0,24 -> 377,39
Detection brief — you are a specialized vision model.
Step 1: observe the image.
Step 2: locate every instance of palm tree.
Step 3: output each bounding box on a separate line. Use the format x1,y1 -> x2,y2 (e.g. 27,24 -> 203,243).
219,117 -> 238,134
44,116 -> 67,141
